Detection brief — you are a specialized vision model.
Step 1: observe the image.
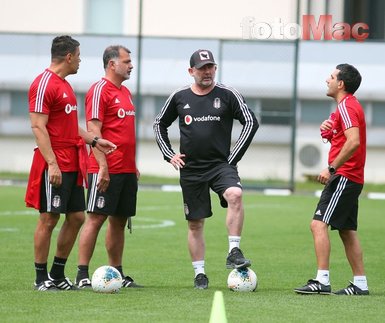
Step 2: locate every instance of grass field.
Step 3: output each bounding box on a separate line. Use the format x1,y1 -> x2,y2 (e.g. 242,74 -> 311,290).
0,184 -> 384,322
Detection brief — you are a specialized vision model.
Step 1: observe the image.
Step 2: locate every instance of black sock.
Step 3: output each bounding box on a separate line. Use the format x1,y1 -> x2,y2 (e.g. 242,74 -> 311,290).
49,257 -> 67,280
114,265 -> 124,278
76,265 -> 89,281
35,262 -> 48,284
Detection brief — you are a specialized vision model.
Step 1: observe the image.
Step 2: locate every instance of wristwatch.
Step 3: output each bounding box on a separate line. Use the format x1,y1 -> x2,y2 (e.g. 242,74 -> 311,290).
91,136 -> 99,147
328,165 -> 336,175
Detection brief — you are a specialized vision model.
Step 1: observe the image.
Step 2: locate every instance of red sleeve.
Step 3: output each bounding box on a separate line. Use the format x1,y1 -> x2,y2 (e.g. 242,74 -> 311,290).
29,71 -> 55,115
85,80 -> 107,122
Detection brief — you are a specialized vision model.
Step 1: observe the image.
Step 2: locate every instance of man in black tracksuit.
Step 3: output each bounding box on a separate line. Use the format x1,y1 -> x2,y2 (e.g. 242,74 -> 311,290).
153,49 -> 259,289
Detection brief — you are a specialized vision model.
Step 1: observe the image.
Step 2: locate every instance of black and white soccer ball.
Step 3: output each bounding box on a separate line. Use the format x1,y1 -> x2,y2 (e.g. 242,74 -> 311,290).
227,268 -> 257,292
91,265 -> 122,293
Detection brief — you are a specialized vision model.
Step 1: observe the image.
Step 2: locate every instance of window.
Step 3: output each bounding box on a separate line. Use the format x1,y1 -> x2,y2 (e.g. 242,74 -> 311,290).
76,93 -> 86,118
154,96 -> 169,114
372,102 -> 385,126
260,99 -> 291,125
10,91 -> 86,118
344,0 -> 385,40
10,91 -> 28,116
85,0 -> 123,34
301,100 -> 331,124
244,98 -> 259,117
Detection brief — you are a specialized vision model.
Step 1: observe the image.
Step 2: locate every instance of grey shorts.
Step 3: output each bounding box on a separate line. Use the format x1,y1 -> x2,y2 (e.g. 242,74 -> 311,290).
180,163 -> 242,220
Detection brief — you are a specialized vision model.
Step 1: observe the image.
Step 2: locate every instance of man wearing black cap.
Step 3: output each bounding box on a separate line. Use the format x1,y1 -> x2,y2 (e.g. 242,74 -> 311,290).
153,49 -> 259,289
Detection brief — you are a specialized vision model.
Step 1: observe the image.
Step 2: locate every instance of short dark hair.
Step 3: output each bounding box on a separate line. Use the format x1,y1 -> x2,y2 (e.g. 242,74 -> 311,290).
103,45 -> 131,69
51,35 -> 80,60
336,63 -> 362,94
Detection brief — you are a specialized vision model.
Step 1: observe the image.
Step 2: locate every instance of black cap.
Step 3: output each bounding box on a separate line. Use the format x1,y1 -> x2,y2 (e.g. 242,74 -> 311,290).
190,49 -> 216,69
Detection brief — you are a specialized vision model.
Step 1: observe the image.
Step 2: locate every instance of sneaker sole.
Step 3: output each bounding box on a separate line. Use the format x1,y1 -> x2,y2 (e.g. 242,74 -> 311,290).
226,261 -> 251,269
333,291 -> 369,296
122,282 -> 144,288
52,283 -> 80,291
76,285 -> 92,290
34,287 -> 61,292
294,290 -> 331,295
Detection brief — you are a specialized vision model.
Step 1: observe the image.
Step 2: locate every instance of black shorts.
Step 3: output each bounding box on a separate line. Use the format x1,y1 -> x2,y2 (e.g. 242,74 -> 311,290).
39,171 -> 85,214
313,175 -> 363,230
87,173 -> 137,218
180,163 -> 242,220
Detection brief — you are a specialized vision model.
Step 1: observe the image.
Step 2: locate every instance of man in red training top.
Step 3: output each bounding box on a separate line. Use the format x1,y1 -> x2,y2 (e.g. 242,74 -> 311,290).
26,35 -> 116,291
75,45 -> 142,289
295,64 -> 368,296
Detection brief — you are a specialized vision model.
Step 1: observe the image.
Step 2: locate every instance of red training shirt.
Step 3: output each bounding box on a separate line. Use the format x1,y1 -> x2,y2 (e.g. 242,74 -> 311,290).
28,69 -> 80,171
86,78 -> 136,174
328,94 -> 366,184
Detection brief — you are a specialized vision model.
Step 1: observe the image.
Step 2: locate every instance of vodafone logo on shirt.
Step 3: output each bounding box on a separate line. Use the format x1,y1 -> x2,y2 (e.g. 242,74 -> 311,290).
184,114 -> 220,125
117,108 -> 136,118
64,104 -> 77,114
185,115 -> 192,125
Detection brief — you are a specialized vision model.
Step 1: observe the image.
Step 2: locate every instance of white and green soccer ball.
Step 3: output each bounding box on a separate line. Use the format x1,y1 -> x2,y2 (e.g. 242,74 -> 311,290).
227,268 -> 257,292
91,265 -> 122,293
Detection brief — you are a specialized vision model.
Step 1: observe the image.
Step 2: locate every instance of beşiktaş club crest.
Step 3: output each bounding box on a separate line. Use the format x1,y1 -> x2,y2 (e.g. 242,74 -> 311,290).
184,203 -> 189,216
52,195 -> 61,208
96,196 -> 105,209
213,97 -> 221,109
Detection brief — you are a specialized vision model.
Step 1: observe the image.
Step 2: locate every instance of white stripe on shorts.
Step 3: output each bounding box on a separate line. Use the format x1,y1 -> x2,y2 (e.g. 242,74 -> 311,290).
323,176 -> 348,224
87,173 -> 98,212
44,170 -> 52,212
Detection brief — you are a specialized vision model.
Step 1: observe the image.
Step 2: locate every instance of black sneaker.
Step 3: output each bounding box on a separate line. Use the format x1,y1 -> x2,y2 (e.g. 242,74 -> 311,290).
226,247 -> 251,269
34,280 -> 60,292
122,275 -> 144,288
51,277 -> 79,291
294,279 -> 331,295
194,273 -> 209,289
75,278 -> 92,289
334,282 -> 369,295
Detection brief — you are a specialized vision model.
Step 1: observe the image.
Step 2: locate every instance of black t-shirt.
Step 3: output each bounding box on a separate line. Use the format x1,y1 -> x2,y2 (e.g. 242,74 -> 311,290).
154,83 -> 259,170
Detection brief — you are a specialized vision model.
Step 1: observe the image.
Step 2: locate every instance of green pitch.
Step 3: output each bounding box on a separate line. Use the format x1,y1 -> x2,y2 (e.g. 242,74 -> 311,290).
0,185 -> 384,322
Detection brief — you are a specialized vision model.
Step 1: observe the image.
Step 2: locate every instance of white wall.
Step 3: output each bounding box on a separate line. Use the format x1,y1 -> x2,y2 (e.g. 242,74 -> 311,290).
1,0 -> 345,39
0,0 -> 85,33
128,0 -> 297,38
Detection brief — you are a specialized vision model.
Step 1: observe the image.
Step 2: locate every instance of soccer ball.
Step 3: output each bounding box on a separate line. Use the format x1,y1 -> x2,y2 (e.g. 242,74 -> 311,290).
91,265 -> 123,293
227,268 -> 257,292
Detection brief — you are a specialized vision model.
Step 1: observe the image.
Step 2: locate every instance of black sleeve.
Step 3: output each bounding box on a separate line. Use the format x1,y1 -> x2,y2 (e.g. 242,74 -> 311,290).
153,92 -> 179,162
228,90 -> 259,165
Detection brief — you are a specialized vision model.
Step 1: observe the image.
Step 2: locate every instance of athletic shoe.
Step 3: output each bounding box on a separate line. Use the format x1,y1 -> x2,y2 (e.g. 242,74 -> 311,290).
75,278 -> 92,289
334,282 -> 369,295
226,247 -> 251,269
194,273 -> 209,289
51,277 -> 79,291
34,280 -> 60,292
122,275 -> 144,288
294,279 -> 331,295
